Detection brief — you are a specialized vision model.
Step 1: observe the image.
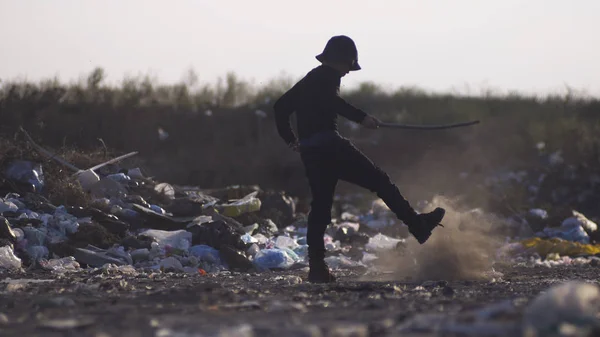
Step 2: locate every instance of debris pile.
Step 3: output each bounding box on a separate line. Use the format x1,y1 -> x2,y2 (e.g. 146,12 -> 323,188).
0,162 -> 419,275
2,131 -> 600,276
0,132 -> 415,275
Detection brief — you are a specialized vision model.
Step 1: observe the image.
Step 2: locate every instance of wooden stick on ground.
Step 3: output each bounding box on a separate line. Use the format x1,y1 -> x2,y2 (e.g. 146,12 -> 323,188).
18,127 -> 81,172
18,127 -> 139,176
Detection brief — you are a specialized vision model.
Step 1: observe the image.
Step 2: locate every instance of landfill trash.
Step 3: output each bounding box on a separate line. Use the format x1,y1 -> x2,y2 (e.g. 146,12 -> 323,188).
541,222 -> 590,244
563,210 -> 598,235
154,183 -> 175,199
0,245 -> 22,269
158,256 -> 184,272
259,191 -> 296,227
523,281 -> 600,336
529,209 -> 548,219
0,201 -> 19,214
189,245 -> 221,264
395,299 -> 524,336
89,178 -> 128,199
157,127 -> 169,141
39,257 -> 80,273
4,134 -> 600,281
75,169 -> 100,191
246,243 -> 260,257
218,245 -> 255,271
27,245 -> 50,262
361,213 -> 396,231
127,168 -> 144,179
38,317 -> 96,330
139,229 -> 191,252
253,248 -> 298,269
0,216 -> 17,242
365,233 -> 405,253
273,235 -> 299,250
130,248 -> 150,263
74,245 -> 131,267
252,233 -> 270,245
4,160 -> 45,193
150,204 -> 167,215
107,173 -> 131,183
525,209 -> 549,233
187,218 -> 247,252
520,237 -> 600,257
241,233 -> 257,244
219,192 -> 262,217
324,255 -> 366,270
103,264 -> 138,275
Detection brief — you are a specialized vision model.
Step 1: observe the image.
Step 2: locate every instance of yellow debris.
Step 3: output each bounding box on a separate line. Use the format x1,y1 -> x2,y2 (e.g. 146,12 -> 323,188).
520,237 -> 600,257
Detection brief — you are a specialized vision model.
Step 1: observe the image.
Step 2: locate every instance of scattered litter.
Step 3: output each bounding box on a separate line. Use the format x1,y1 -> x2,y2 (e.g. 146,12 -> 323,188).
219,192 -> 262,217
0,246 -> 21,269
2,130 -> 600,294
523,281 -> 600,336
365,233 -> 404,252
253,248 -> 298,269
37,317 -> 95,330
4,160 -> 45,193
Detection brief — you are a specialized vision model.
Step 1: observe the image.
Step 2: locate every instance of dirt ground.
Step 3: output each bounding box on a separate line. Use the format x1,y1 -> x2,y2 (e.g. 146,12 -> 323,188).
0,263 -> 598,337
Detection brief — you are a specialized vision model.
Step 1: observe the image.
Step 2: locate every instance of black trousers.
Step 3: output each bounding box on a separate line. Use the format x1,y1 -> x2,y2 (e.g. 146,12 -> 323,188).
300,135 -> 417,261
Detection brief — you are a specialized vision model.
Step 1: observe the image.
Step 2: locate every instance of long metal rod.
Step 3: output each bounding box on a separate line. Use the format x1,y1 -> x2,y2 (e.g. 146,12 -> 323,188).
379,120 -> 480,130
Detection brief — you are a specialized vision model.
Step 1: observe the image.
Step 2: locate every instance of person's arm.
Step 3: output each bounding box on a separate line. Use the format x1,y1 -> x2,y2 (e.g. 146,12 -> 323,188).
317,73 -> 367,124
273,86 -> 299,148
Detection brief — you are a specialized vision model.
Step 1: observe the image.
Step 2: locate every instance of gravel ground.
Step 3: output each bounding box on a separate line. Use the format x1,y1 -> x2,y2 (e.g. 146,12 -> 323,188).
1,264 -> 598,337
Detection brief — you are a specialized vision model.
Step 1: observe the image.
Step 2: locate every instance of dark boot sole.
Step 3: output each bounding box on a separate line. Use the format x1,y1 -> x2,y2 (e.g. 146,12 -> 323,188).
411,208 -> 446,244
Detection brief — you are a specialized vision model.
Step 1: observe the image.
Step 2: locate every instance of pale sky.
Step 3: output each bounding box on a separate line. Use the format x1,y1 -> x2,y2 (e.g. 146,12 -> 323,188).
1,0 -> 598,96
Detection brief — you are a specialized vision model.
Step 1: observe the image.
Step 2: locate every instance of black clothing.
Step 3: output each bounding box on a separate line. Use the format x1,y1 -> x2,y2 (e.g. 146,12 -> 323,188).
315,35 -> 361,71
300,135 -> 418,260
273,65 -> 366,146
273,62 -> 445,283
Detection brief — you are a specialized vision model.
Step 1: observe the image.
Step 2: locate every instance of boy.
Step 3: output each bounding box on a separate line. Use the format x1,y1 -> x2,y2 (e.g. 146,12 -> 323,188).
273,35 -> 445,283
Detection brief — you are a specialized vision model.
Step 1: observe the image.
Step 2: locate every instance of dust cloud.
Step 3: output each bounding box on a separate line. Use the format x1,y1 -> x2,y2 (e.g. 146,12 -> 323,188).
361,195 -> 506,282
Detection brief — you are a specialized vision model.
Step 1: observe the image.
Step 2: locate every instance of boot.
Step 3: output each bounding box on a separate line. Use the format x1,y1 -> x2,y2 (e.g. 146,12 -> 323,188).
405,207 -> 445,244
308,259 -> 336,283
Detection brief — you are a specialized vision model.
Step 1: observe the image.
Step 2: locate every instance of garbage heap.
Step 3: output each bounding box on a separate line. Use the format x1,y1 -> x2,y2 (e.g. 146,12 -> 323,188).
0,151 -> 417,274
459,144 -> 600,268
2,136 -> 600,274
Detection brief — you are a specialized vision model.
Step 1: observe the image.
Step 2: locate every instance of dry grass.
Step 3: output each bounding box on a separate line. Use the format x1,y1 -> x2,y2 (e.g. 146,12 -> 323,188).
0,132 -> 122,207
1,71 -> 599,216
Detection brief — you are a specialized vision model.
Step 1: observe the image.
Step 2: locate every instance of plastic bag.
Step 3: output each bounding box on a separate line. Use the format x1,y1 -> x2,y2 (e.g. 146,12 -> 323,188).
107,173 -> 131,183
189,245 -> 221,265
520,237 -> 600,257
274,235 -> 299,250
0,246 -> 22,269
39,257 -> 80,273
542,222 -> 589,244
154,183 -> 175,199
253,248 -> 296,269
220,192 -> 262,217
4,160 -> 45,192
325,255 -> 365,270
365,233 -> 404,252
139,229 -> 192,251
0,201 -> 19,213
